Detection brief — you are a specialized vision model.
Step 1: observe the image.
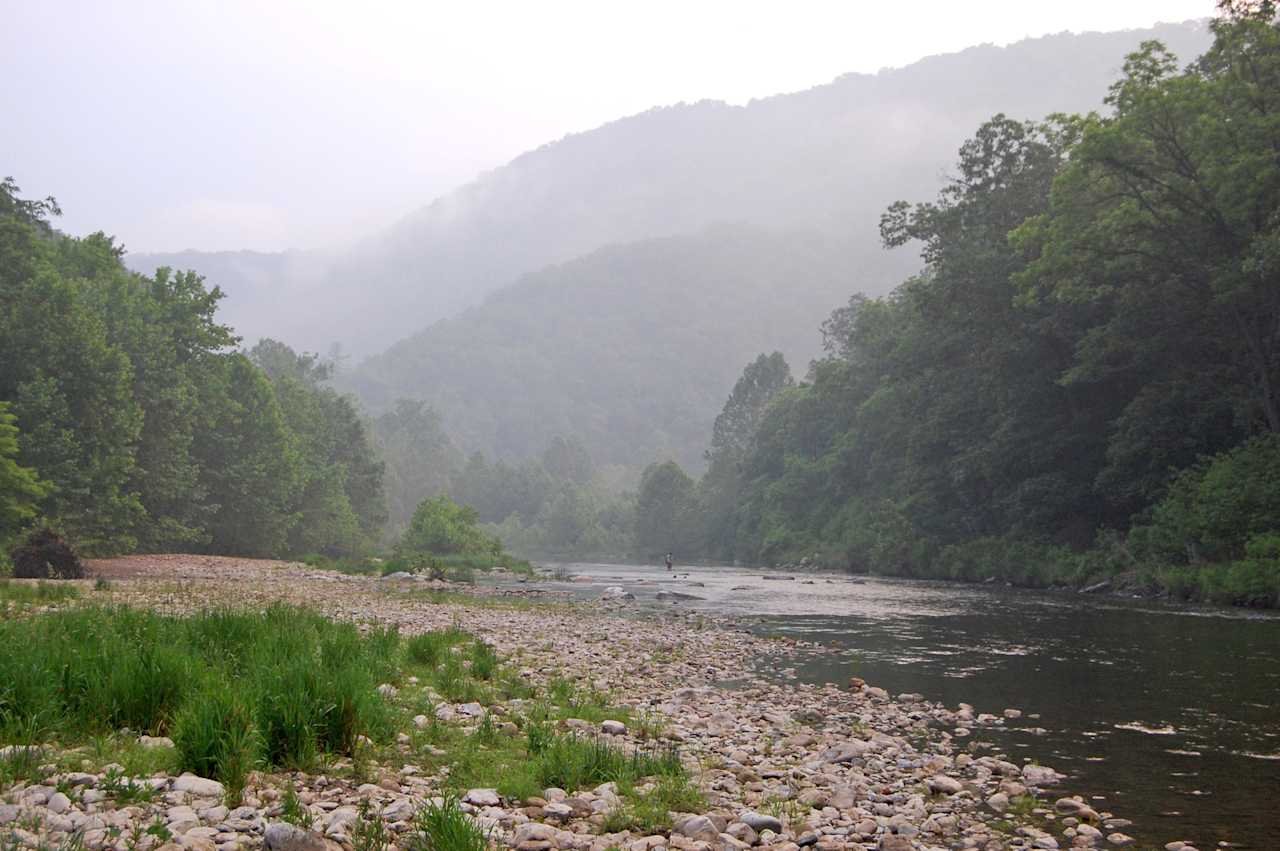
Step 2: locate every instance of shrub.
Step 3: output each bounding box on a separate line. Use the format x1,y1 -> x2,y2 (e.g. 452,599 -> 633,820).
10,527 -> 83,579
397,496 -> 501,559
1136,434 -> 1280,564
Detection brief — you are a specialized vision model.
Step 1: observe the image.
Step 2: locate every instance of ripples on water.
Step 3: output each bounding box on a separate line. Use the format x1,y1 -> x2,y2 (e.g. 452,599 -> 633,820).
543,562 -> 1280,850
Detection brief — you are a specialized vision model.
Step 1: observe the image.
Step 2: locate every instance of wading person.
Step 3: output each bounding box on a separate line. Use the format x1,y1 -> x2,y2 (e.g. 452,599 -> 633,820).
665,552 -> 674,571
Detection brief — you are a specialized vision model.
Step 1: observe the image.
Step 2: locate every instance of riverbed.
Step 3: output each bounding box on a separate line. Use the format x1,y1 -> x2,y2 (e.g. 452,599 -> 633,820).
541,562 -> 1280,850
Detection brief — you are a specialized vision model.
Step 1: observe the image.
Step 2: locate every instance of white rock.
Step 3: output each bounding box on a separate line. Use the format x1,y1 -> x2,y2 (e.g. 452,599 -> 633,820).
173,774 -> 225,799
600,719 -> 627,735
463,788 -> 500,807
927,774 -> 962,795
139,735 -> 176,749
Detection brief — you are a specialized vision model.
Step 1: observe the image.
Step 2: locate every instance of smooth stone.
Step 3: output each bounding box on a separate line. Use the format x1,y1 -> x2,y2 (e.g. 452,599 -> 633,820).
464,789 -> 500,807
263,823 -> 327,851
739,811 -> 783,833
173,774 -> 225,799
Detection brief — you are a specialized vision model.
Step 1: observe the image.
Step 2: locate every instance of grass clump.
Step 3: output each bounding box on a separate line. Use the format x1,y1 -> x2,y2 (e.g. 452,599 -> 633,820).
602,774 -> 706,834
527,726 -> 681,793
407,795 -> 489,851
0,580 -> 80,605
352,799 -> 390,851
0,604 -> 400,792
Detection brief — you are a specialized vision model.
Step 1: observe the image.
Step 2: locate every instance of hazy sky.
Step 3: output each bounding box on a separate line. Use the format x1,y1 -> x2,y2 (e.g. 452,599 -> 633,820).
6,1 -> 1211,253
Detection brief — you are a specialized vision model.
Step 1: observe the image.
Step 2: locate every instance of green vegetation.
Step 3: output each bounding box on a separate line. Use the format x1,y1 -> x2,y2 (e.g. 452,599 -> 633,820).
0,579 -> 80,608
398,496 -> 501,560
0,605 -> 400,799
406,795 -> 489,851
621,7 -> 1280,607
0,179 -> 384,560
602,775 -> 706,834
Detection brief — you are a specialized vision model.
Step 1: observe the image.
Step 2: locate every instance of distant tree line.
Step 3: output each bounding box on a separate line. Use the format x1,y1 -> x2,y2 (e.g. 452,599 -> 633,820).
631,5 -> 1280,607
0,179 -> 384,560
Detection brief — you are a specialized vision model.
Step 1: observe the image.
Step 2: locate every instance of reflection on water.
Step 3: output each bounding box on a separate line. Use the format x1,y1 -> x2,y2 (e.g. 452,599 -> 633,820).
545,562 -> 1280,850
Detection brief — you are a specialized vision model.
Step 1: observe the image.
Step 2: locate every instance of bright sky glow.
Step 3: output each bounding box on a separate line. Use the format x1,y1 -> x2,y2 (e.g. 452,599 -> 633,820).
4,0 -> 1213,252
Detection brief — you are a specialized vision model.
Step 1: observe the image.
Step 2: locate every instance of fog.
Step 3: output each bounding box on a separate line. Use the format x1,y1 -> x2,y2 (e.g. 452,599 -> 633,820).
6,0 -> 1207,253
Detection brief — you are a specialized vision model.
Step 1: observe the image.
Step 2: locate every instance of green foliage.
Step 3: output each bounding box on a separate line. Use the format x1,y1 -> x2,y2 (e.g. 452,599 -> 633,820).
0,403 -> 46,553
398,496 -> 500,559
634,461 -> 700,557
406,795 -> 489,851
1133,435 -> 1280,565
673,16 -> 1280,607
250,340 -> 386,557
0,605 -> 400,783
525,731 -> 682,794
0,180 -> 386,560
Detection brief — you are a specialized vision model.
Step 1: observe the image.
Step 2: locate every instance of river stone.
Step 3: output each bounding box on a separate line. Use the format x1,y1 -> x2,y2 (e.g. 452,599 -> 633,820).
178,837 -> 217,851
674,815 -> 719,841
139,735 -> 175,749
325,807 -> 358,833
381,799 -> 414,821
878,835 -> 914,851
601,719 -> 626,735
464,788 -> 500,807
264,823 -> 326,851
46,792 -> 70,814
927,774 -> 962,795
739,811 -> 782,833
514,824 -> 556,845
173,774 -> 225,799
726,822 -> 758,845
1023,764 -> 1062,786
1107,834 -> 1135,847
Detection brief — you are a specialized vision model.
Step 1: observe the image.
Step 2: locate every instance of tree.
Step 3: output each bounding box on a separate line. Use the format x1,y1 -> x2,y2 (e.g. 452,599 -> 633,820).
541,436 -> 594,484
398,495 -> 499,557
194,354 -> 301,556
0,402 -> 47,550
373,400 -> 462,536
634,461 -> 700,556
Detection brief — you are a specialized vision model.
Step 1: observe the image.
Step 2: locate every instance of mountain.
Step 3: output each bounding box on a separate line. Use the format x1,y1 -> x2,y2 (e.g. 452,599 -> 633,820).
125,22 -> 1212,358
339,225 -> 866,472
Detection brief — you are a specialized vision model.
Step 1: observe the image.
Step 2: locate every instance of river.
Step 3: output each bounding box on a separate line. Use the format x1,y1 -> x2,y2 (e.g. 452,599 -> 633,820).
535,562 -> 1280,850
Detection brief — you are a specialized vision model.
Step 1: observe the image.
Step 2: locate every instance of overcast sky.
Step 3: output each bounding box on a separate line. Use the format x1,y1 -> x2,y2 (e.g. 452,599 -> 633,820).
5,1 -> 1212,254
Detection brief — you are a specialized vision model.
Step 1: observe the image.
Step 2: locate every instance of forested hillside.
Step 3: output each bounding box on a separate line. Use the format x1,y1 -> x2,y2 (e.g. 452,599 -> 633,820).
0,181 -> 384,559
126,23 -> 1210,358
646,7 -> 1280,607
342,226 -> 863,471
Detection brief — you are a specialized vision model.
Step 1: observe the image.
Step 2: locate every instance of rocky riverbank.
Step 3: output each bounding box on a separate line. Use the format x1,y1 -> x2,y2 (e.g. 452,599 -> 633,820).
0,557 -> 1188,851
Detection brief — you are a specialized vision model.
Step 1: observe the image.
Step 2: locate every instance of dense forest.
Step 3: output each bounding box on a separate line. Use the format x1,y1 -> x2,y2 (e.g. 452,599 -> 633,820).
0,181 -> 384,559
638,5 -> 1280,606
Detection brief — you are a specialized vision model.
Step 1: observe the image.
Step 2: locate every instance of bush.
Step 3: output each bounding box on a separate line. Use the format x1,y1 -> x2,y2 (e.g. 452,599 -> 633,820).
10,527 -> 83,579
1135,434 -> 1280,564
397,496 -> 501,559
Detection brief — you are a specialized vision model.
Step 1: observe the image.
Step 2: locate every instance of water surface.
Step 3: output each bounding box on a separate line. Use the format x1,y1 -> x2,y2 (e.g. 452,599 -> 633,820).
539,562 -> 1280,850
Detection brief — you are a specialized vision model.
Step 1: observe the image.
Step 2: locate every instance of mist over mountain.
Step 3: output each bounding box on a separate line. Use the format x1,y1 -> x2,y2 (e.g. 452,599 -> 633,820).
340,225 -> 871,471
125,21 -> 1211,361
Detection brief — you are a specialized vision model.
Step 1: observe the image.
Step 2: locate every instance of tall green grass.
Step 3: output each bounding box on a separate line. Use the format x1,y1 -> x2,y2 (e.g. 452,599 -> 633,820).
0,605 -> 401,798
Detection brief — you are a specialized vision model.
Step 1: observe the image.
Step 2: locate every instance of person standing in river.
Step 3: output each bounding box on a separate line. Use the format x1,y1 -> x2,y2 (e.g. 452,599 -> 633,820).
665,552 -> 673,571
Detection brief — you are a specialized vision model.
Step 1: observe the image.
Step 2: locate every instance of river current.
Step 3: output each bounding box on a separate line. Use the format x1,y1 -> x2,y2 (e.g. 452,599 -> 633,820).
535,562 -> 1280,850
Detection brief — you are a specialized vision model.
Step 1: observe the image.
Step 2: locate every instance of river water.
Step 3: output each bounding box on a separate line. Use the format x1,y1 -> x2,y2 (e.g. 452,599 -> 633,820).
537,562 -> 1280,850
